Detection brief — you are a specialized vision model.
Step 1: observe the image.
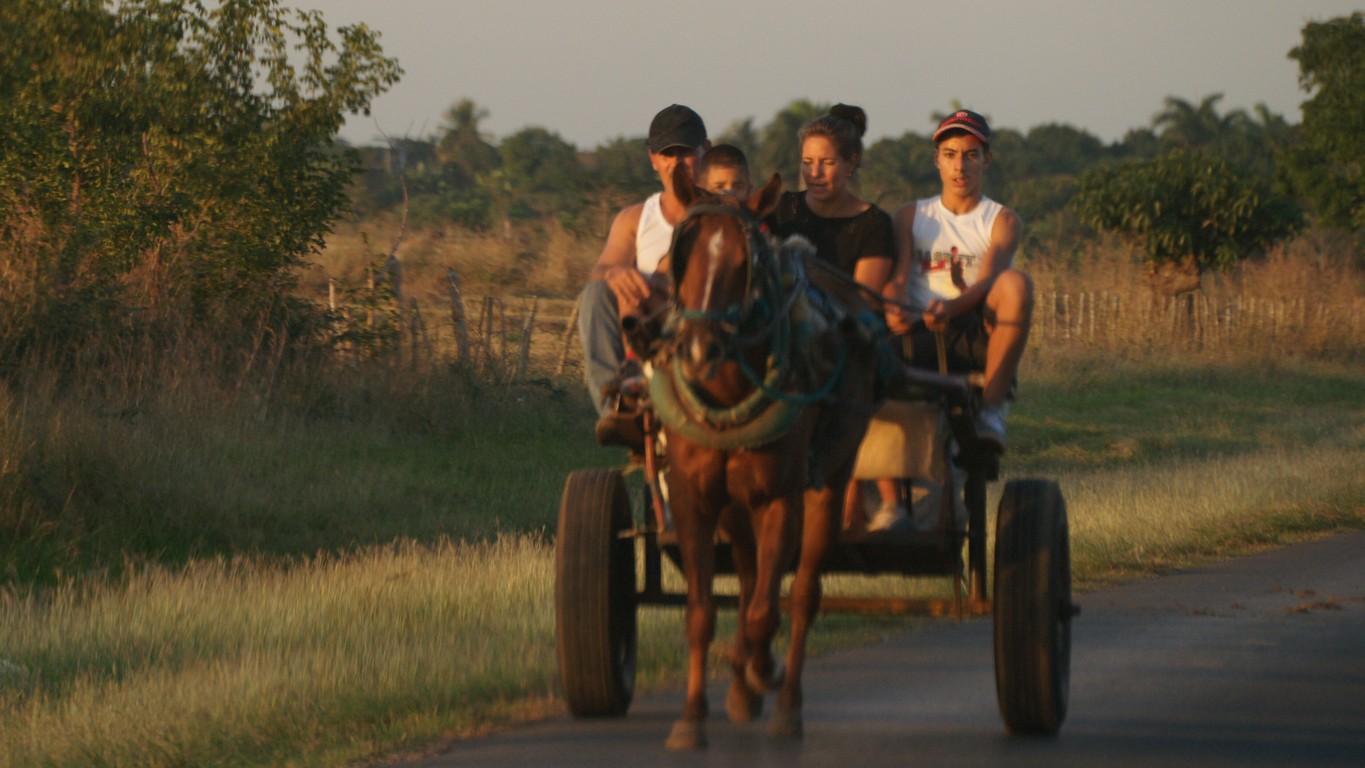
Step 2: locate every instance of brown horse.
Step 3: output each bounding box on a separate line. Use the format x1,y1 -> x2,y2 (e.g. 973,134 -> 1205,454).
649,166 -> 882,750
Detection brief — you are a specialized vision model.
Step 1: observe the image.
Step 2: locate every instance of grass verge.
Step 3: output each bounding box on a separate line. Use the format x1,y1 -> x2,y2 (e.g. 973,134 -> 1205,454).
0,352 -> 1361,767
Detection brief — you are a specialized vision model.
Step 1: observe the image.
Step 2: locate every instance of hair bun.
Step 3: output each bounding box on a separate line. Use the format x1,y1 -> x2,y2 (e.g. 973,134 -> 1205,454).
830,103 -> 867,138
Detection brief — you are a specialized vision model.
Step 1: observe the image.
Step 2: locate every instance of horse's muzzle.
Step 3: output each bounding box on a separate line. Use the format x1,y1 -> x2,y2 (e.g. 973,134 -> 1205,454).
675,328 -> 726,383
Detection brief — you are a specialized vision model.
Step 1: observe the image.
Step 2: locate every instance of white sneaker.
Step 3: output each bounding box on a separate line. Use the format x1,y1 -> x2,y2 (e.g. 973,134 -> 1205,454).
868,502 -> 909,532
974,403 -> 1008,451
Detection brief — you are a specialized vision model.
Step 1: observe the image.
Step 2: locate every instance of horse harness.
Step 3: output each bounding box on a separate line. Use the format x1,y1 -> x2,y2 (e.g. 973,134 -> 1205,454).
649,203 -> 859,450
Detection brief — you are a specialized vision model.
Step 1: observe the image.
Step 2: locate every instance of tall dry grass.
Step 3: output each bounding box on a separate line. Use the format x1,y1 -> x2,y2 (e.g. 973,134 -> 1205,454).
306,221 -> 1364,390
1021,230 -> 1365,360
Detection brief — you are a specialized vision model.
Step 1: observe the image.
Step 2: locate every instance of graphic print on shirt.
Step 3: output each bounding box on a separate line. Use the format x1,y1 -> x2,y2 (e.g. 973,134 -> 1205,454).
918,245 -> 975,294
911,195 -> 1005,300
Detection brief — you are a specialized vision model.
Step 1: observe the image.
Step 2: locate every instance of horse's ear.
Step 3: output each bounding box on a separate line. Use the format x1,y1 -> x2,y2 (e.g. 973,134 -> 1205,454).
673,162 -> 698,207
747,173 -> 782,218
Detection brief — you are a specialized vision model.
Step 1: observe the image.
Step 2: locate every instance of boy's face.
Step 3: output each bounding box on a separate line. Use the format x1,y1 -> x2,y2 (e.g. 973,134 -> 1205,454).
700,165 -> 751,199
934,134 -> 990,200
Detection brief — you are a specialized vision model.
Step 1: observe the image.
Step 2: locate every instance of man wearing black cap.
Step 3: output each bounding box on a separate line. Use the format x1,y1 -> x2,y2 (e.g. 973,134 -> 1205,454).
885,109 -> 1033,450
577,104 -> 709,445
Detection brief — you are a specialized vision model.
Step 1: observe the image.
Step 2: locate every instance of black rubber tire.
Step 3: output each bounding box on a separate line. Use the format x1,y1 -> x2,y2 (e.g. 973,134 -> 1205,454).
993,478 -> 1072,736
555,469 -> 638,717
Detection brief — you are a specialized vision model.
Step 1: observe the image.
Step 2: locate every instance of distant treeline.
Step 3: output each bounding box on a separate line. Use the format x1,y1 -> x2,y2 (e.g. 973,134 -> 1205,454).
350,93 -> 1300,253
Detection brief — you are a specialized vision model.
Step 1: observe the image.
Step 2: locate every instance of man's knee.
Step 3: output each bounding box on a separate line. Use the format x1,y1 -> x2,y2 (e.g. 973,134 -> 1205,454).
988,269 -> 1033,321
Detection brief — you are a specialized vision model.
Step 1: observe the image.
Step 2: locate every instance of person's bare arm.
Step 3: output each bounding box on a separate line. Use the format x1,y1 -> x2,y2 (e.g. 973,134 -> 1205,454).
589,203 -> 651,311
852,256 -> 893,297
884,201 -> 918,335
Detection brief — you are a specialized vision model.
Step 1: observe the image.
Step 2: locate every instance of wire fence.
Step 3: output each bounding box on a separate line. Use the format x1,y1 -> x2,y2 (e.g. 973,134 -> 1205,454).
333,270 -> 1364,388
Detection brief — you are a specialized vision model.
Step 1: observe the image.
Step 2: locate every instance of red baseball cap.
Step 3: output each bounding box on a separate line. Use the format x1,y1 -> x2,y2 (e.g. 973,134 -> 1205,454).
933,109 -> 991,144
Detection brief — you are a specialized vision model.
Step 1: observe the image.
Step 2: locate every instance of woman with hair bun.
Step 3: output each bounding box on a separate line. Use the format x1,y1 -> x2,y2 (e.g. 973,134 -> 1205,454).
768,105 -> 904,533
769,104 -> 894,286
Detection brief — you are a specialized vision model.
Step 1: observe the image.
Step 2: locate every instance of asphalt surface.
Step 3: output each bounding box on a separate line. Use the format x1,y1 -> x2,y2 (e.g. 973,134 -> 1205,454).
393,530 -> 1365,768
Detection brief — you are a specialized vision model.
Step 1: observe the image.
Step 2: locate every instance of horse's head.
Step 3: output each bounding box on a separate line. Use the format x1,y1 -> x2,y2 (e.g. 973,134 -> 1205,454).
666,164 -> 782,388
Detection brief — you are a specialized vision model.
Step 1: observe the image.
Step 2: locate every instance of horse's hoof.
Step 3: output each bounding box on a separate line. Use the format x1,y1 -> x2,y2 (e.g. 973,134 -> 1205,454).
726,680 -> 763,723
745,659 -> 786,694
665,719 -> 707,751
767,706 -> 803,740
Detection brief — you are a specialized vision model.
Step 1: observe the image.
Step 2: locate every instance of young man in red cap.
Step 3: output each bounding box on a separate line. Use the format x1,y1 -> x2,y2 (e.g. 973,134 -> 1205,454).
577,104 -> 710,446
886,108 -> 1034,450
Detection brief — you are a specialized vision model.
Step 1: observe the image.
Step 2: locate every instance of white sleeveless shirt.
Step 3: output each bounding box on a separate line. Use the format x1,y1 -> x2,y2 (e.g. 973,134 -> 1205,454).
908,195 -> 1007,305
635,192 -> 673,276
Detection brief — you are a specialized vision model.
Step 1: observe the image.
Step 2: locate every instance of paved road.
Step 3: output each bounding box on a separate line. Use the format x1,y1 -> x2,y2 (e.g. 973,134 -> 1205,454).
398,531 -> 1365,768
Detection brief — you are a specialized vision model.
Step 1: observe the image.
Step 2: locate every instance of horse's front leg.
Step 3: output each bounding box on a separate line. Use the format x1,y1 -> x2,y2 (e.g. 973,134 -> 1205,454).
770,481 -> 841,740
720,504 -> 763,724
737,491 -> 799,701
665,472 -> 722,751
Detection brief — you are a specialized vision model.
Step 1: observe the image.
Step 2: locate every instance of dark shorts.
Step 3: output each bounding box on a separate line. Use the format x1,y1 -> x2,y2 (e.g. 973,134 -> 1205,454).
901,306 -> 990,374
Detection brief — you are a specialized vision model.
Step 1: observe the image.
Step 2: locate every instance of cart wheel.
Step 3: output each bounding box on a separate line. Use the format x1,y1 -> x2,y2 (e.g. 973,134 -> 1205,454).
555,468 -> 638,717
993,478 -> 1072,736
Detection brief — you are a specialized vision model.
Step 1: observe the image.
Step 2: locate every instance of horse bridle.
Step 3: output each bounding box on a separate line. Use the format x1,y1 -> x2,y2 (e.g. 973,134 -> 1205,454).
665,203 -> 799,352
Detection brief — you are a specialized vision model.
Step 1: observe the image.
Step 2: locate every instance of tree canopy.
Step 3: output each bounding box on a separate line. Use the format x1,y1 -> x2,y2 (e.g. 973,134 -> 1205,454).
1287,12 -> 1365,229
0,0 -> 400,358
1070,149 -> 1303,293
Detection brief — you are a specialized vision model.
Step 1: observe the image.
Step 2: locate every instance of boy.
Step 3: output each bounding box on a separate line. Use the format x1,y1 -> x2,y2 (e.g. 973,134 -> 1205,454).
857,109 -> 1033,533
888,108 -> 1033,449
696,143 -> 751,199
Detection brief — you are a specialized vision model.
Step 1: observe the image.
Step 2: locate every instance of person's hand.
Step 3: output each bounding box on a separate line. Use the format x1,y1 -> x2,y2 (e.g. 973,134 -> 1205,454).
885,302 -> 913,335
606,265 -> 652,314
922,299 -> 950,332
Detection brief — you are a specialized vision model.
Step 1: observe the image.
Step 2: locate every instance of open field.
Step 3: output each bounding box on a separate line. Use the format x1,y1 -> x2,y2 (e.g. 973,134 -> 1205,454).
1,341 -> 1361,767
0,220 -> 1361,767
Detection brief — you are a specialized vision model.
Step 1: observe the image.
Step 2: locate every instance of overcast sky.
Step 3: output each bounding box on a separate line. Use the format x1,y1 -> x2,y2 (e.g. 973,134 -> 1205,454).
296,0 -> 1359,149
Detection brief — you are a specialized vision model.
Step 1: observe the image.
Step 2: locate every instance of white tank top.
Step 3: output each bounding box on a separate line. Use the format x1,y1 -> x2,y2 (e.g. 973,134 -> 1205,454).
909,195 -> 1006,302
635,192 -> 673,276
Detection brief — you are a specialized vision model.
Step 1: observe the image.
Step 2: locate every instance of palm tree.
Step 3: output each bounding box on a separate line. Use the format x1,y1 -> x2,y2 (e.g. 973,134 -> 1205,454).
435,98 -> 500,180
1150,94 -> 1248,152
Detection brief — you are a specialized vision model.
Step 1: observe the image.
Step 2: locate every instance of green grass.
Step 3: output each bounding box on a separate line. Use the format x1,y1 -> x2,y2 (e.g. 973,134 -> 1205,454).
0,351 -> 1362,767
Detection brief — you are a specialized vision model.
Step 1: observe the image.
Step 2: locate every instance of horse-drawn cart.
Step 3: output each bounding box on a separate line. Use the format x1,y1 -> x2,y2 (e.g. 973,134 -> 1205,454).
555,370 -> 1076,737
556,173 -> 1076,746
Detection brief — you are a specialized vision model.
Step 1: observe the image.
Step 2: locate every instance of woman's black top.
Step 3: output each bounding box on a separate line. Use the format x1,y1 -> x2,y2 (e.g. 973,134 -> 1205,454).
767,190 -> 895,276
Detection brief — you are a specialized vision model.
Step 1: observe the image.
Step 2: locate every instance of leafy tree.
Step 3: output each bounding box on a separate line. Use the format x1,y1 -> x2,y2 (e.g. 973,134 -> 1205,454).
0,0 -> 400,357
1013,123 -> 1108,178
1071,149 -> 1303,294
755,99 -> 828,185
588,136 -> 657,202
1287,12 -> 1365,229
497,126 -> 584,223
859,133 -> 935,209
1117,127 -> 1162,160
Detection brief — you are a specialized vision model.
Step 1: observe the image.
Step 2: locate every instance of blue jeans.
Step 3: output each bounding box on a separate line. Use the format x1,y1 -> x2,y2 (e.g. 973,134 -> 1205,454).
577,279 -> 624,416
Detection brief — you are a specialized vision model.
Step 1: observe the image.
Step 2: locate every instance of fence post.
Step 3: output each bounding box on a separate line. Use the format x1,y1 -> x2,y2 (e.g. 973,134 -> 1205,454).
516,297 -> 539,382
446,269 -> 471,364
497,298 -> 508,374
556,302 -> 580,381
409,297 -> 431,367
481,296 -> 496,372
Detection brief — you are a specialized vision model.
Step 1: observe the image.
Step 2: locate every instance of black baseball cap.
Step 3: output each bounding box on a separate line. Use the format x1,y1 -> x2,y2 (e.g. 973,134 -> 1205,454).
647,104 -> 707,153
933,109 -> 991,144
